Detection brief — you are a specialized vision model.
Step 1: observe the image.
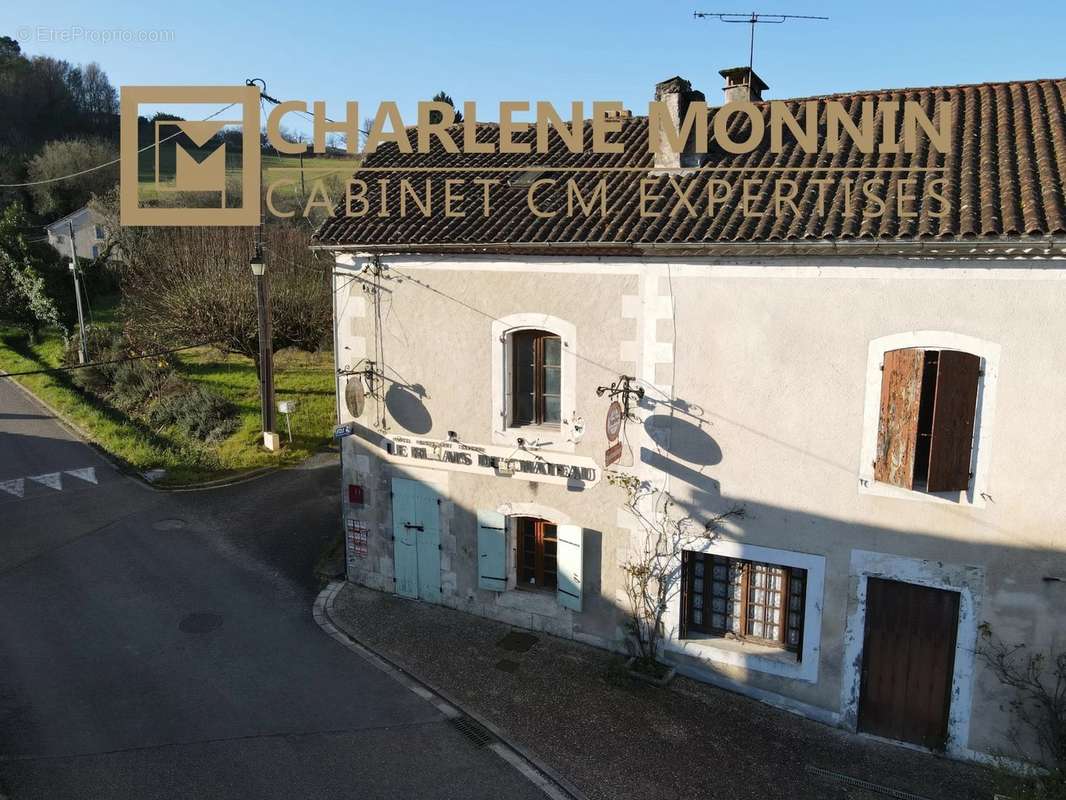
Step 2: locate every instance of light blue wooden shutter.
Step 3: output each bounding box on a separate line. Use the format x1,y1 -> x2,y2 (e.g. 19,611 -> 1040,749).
556,524 -> 583,612
391,480 -> 419,599
414,484 -> 442,603
477,509 -> 507,592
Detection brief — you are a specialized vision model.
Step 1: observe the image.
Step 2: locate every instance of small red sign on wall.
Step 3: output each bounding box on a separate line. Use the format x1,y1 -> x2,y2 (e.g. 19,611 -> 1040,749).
605,441 -> 623,467
348,484 -> 364,505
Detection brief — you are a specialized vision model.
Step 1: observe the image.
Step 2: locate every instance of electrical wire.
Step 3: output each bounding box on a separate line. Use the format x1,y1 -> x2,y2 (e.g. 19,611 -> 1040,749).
0,102 -> 238,188
0,341 -> 218,378
383,264 -> 626,379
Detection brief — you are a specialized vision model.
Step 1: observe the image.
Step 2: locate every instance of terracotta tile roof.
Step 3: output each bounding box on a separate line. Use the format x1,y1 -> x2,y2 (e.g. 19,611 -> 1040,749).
313,78 -> 1066,254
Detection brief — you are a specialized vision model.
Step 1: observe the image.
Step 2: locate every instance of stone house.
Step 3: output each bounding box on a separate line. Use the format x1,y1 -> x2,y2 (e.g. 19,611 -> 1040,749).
313,68 -> 1066,764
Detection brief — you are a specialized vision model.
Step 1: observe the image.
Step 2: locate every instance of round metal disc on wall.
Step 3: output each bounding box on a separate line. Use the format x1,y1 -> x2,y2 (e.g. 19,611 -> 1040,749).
345,376 -> 365,418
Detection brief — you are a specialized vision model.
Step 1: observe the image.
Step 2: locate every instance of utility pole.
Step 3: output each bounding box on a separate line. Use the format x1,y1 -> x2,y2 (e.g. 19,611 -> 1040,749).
250,245 -> 278,450
67,220 -> 88,365
247,77 -> 280,451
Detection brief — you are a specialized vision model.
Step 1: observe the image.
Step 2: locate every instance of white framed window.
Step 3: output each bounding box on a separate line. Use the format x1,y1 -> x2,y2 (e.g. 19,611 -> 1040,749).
664,540 -> 825,683
490,313 -> 578,452
476,505 -> 583,612
858,332 -> 1000,507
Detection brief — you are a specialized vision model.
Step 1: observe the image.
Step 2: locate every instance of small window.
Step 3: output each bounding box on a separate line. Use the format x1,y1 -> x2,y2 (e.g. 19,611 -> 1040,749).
516,517 -> 557,590
94,225 -> 104,239
511,330 -> 561,427
682,553 -> 806,654
875,348 -> 980,493
91,244 -> 100,259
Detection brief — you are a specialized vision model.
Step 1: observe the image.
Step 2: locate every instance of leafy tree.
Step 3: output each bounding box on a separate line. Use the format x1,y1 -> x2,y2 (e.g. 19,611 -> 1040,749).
0,35 -> 20,64
429,91 -> 463,124
27,137 -> 118,217
0,203 -> 66,341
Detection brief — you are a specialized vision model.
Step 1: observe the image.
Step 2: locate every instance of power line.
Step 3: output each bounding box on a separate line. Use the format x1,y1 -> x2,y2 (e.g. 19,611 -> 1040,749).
0,102 -> 238,188
0,341 -> 218,378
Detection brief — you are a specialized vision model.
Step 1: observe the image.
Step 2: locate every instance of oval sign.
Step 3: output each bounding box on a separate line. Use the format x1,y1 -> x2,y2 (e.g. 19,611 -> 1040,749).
606,401 -> 623,441
345,376 -> 366,419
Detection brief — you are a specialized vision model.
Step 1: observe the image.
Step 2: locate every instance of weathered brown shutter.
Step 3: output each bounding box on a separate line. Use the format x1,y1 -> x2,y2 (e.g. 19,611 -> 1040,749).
874,348 -> 925,489
926,350 -> 980,492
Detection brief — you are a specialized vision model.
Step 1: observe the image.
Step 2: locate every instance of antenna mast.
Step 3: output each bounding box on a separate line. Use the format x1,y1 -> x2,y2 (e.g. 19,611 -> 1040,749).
693,11 -> 829,75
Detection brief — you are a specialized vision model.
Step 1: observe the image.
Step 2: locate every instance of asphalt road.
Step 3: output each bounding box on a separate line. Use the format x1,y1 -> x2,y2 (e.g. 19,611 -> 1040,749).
0,378 -> 544,800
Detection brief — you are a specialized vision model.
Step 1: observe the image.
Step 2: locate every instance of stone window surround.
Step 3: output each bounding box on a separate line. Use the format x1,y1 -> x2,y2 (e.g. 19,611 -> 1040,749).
490,313 -> 578,453
663,539 -> 826,684
858,330 -> 1001,508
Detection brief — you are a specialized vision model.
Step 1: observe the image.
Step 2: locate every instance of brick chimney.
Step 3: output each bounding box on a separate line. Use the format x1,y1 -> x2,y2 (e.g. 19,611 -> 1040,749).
652,76 -> 706,171
719,66 -> 768,103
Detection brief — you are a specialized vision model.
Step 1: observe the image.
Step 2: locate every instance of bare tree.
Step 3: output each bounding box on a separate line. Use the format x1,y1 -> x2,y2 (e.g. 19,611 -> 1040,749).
979,624 -> 1066,769
27,137 -> 118,216
609,471 -> 744,674
81,62 -> 118,116
104,205 -> 331,365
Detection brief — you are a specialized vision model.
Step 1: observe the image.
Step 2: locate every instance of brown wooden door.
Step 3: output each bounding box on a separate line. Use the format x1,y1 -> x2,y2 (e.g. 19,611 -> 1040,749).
858,578 -> 960,750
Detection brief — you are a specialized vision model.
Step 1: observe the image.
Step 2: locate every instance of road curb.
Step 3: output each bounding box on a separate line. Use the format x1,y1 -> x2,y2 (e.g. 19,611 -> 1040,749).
313,581 -> 589,800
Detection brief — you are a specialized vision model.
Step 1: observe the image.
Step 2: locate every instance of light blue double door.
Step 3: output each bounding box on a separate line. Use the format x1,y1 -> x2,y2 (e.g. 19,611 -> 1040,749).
391,479 -> 442,603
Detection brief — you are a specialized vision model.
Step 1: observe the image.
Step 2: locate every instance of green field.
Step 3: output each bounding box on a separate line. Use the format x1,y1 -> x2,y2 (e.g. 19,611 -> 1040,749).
135,144 -> 359,210
0,320 -> 337,486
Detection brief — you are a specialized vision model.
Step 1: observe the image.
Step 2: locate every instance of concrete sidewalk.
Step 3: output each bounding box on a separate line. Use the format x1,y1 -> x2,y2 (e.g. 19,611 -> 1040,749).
327,582 -> 996,800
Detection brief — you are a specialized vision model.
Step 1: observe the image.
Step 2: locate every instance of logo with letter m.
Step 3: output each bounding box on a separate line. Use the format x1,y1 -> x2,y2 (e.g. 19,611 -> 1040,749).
120,85 -> 261,226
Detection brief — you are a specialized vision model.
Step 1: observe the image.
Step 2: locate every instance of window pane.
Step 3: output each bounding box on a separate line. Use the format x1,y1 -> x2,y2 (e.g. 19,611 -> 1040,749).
515,393 -> 534,423
543,336 -> 561,366
544,395 -> 561,423
513,333 -> 536,423
544,366 -> 561,394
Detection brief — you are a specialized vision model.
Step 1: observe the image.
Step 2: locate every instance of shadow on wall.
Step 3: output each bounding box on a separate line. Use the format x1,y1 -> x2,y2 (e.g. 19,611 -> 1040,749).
385,382 -> 432,434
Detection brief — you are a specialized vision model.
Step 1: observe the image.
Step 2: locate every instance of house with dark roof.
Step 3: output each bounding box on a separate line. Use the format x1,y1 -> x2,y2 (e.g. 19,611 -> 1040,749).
313,67 -> 1066,764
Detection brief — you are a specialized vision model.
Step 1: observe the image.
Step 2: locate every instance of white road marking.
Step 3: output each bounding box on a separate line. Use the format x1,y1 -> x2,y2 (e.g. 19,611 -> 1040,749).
28,473 -> 62,491
65,467 -> 97,484
0,478 -> 25,498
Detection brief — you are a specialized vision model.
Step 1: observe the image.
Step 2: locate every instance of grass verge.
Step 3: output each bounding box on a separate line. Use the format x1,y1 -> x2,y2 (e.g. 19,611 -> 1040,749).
0,327 -> 336,487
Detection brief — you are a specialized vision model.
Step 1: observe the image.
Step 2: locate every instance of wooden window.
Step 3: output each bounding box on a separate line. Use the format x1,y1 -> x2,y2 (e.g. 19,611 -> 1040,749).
682,553 -> 806,654
512,330 -> 561,426
516,517 -> 557,589
875,348 -> 981,493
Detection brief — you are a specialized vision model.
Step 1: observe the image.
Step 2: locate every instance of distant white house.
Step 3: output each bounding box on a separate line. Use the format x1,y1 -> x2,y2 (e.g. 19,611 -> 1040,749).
45,206 -> 109,261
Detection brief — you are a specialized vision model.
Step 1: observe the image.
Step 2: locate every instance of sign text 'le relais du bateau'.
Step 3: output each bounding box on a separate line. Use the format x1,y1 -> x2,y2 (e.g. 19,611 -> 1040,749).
383,435 -> 600,487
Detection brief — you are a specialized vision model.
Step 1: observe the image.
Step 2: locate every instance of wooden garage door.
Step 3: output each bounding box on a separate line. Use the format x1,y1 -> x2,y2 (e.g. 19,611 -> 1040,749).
858,578 -> 960,750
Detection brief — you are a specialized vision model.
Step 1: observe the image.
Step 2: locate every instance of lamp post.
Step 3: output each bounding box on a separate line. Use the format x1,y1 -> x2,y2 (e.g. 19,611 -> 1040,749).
250,246 -> 279,451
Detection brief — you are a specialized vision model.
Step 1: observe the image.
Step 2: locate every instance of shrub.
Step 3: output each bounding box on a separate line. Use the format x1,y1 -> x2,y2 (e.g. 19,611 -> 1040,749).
62,327 -> 121,394
109,357 -> 169,412
149,382 -> 239,443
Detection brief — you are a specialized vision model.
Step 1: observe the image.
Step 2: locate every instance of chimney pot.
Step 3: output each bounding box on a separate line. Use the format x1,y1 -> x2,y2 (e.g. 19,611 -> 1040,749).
719,66 -> 769,103
652,75 -> 705,172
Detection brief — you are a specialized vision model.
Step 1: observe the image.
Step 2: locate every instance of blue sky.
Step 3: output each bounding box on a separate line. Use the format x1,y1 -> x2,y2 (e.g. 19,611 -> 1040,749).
5,0 -> 1065,133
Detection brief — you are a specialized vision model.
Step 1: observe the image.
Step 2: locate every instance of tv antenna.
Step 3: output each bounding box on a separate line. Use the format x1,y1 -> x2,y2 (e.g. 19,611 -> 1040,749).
693,11 -> 829,75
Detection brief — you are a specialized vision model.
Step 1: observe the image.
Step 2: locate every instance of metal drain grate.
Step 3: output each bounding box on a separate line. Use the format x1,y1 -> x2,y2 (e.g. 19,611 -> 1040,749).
449,715 -> 495,748
805,766 -> 933,800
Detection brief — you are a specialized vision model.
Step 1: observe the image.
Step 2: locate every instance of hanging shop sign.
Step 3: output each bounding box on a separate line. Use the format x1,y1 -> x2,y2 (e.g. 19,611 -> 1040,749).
605,401 -> 623,442
381,434 -> 600,487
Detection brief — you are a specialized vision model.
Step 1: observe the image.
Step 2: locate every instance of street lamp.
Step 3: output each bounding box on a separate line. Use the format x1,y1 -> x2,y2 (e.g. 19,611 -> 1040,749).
250,247 -> 279,451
